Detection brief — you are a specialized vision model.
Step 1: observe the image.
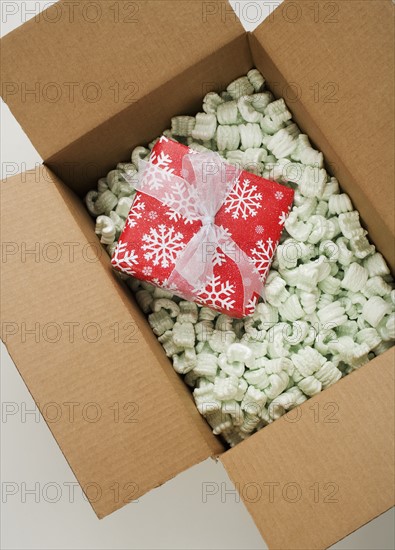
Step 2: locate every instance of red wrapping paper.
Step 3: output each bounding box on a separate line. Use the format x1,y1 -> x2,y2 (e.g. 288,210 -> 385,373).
112,137 -> 294,317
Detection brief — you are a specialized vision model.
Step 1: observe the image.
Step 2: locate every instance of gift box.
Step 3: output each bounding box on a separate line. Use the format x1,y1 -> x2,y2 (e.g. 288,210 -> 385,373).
111,137 -> 294,317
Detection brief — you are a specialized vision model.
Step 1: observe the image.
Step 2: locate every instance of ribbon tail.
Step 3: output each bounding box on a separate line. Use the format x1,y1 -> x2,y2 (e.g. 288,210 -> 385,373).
238,257 -> 265,312
218,234 -> 264,314
167,225 -> 216,292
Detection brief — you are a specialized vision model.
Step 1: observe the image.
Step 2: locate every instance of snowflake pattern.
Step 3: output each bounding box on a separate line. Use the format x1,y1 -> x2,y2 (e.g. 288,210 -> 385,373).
142,224 -> 185,268
255,225 -> 265,235
140,152 -> 175,191
126,200 -> 146,229
148,211 -> 158,221
112,242 -> 138,276
278,211 -> 288,226
275,191 -> 284,200
212,249 -> 227,267
163,179 -> 200,225
160,278 -> 180,292
142,266 -> 153,277
245,294 -> 259,316
250,238 -> 277,281
152,150 -> 173,170
194,275 -> 236,311
224,177 -> 263,220
152,277 -> 179,293
165,209 -> 187,224
211,226 -> 235,266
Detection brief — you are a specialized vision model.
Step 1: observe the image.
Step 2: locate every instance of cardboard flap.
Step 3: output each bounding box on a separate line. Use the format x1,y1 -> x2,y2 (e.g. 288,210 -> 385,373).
0,0 -> 243,160
251,0 -> 394,270
221,350 -> 395,550
1,167 -> 223,519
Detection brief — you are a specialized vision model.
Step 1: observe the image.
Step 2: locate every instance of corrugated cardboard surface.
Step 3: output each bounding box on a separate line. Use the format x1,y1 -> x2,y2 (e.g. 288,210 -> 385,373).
1,167 -> 223,518
0,0 -> 244,160
221,349 -> 395,550
251,0 -> 395,271
47,33 -> 252,193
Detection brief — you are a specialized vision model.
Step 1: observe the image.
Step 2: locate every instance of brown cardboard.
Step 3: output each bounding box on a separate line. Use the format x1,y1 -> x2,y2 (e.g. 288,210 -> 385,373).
221,348 -> 395,550
0,0 -> 245,162
1,166 -> 223,518
1,0 -> 394,546
46,33 -> 252,195
251,0 -> 395,271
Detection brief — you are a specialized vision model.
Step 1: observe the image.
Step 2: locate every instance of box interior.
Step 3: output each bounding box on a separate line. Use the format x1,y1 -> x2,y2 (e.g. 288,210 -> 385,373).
47,33 -> 253,195
249,1 -> 395,273
1,0 -> 394,546
0,0 -> 246,164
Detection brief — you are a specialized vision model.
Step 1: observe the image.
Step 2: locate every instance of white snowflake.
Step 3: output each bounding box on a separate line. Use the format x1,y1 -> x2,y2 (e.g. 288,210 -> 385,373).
152,151 -> 173,170
142,266 -> 153,277
279,211 -> 288,226
194,275 -> 236,311
140,153 -> 175,191
255,225 -> 265,235
209,226 -> 236,266
212,249 -> 226,267
152,277 -> 179,293
250,238 -> 276,280
112,242 -> 139,276
165,209 -> 185,224
142,224 -> 185,268
148,211 -> 158,221
224,177 -> 263,220
159,135 -> 169,144
245,294 -> 259,316
127,200 -> 146,228
275,191 -> 284,200
163,179 -> 199,224
216,225 -> 233,241
160,278 -> 180,292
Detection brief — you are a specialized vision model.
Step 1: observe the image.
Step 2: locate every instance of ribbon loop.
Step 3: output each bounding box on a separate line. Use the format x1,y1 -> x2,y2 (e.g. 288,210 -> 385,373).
126,148 -> 264,312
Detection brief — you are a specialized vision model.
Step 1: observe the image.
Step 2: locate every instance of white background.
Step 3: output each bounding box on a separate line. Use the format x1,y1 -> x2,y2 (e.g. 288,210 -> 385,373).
1,1 -> 394,549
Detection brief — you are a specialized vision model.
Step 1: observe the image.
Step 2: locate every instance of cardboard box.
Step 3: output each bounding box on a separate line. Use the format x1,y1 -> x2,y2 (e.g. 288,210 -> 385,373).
1,1 -> 394,548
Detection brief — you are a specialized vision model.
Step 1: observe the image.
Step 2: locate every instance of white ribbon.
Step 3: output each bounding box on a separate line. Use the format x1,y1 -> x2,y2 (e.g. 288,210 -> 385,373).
128,150 -> 264,310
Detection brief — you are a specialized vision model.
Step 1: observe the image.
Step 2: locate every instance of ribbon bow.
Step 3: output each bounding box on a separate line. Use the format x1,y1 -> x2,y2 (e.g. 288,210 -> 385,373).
130,149 -> 263,311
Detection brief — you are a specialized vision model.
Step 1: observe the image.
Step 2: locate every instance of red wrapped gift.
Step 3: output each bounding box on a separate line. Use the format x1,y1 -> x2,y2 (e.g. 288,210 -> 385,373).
112,137 -> 294,318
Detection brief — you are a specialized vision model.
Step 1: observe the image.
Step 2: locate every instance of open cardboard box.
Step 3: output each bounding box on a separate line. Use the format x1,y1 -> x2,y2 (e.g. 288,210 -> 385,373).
1,1 -> 394,548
